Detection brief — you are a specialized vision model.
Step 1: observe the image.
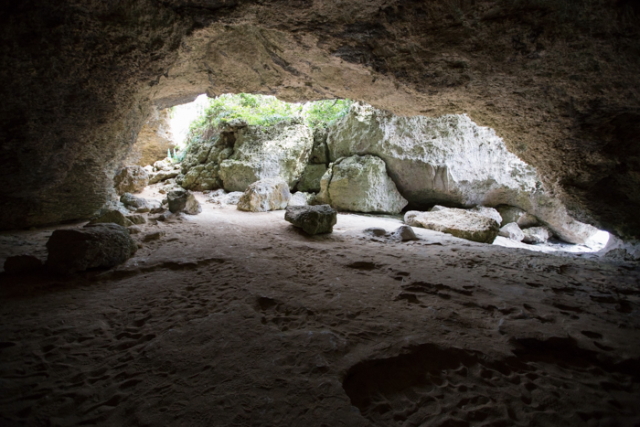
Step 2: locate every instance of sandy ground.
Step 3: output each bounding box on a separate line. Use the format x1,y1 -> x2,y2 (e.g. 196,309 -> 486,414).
1,193 -> 639,427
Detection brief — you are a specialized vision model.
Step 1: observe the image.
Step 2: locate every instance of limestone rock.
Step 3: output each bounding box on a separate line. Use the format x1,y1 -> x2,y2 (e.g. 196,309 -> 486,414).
471,206 -> 503,225
143,231 -> 166,242
237,179 -> 291,212
499,222 -> 525,242
309,127 -> 329,165
297,164 -> 327,193
496,205 -> 539,228
285,205 -> 337,235
121,193 -> 150,211
405,207 -> 500,243
4,255 -> 43,274
114,166 -> 149,195
149,167 -> 181,185
391,225 -> 418,242
126,214 -> 146,225
89,209 -> 133,227
167,190 -> 201,215
522,226 -> 553,244
318,155 -> 408,214
46,223 -> 137,274
219,120 -> 314,192
288,192 -> 316,207
327,103 -> 596,243
125,107 -> 176,167
207,189 -> 244,206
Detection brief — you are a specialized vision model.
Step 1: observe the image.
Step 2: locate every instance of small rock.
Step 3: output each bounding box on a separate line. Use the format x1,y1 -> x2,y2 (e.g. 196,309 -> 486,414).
522,226 -> 553,244
4,255 -> 43,274
364,227 -> 387,237
167,190 -> 201,215
126,214 -> 146,225
285,205 -> 337,235
114,166 -> 149,195
391,225 -> 418,241
120,193 -> 149,211
143,231 -> 166,242
46,223 -> 137,274
89,209 -> 133,227
150,206 -> 166,214
128,225 -> 142,235
237,179 -> 291,212
499,222 -> 525,242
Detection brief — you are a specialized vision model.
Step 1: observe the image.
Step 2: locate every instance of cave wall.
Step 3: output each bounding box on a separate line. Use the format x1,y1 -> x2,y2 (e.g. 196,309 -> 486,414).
1,0 -> 639,236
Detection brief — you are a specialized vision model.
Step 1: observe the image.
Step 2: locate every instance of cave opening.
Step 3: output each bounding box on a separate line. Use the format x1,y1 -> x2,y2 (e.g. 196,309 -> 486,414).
1,1 -> 640,425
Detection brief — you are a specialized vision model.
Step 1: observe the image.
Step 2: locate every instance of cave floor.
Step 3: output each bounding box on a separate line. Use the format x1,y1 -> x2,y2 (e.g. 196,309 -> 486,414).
1,202 -> 639,427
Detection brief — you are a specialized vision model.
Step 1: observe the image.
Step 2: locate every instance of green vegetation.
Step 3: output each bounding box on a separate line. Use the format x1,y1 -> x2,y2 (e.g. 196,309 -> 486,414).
189,93 -> 351,130
179,93 -> 351,159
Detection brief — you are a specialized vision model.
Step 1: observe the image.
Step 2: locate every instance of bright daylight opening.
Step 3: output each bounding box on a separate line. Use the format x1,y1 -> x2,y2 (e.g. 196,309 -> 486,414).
131,93 -> 611,256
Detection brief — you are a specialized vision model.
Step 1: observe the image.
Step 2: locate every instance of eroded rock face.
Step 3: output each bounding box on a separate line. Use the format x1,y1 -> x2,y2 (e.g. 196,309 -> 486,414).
1,1 -> 639,238
114,166 -> 149,196
125,107 -> 176,167
318,155 -> 408,214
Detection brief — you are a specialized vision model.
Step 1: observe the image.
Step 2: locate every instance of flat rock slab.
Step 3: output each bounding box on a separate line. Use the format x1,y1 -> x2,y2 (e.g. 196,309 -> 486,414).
405,207 -> 500,243
285,205 -> 337,235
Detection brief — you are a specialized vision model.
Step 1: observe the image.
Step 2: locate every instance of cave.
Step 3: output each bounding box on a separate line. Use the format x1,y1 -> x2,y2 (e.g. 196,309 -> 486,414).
1,1 -> 639,426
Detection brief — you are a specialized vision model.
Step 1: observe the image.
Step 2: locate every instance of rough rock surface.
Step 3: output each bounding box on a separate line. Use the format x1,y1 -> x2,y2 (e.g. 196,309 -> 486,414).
288,192 -> 315,207
296,164 -> 327,193
89,210 -> 133,228
328,104 -> 601,244
207,189 -> 244,207
114,166 -> 149,195
318,155 -> 408,214
405,208 -> 500,244
522,226 -> 554,245
179,119 -> 313,193
46,223 -> 137,274
284,205 -> 337,235
121,193 -> 150,212
237,179 -> 291,212
124,107 -> 176,167
167,190 -> 201,215
496,205 -> 539,228
499,222 -> 525,242
391,225 -> 418,242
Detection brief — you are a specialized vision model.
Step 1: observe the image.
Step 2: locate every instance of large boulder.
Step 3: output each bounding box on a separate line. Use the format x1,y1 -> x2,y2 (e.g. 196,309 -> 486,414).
317,155 -> 408,214
167,190 -> 201,215
297,164 -> 327,193
179,119 -> 313,192
288,192 -> 316,207
219,120 -> 314,191
46,223 -> 137,274
327,103 -> 597,244
237,179 -> 291,212
285,205 -> 337,235
113,166 -> 149,195
405,207 -> 500,243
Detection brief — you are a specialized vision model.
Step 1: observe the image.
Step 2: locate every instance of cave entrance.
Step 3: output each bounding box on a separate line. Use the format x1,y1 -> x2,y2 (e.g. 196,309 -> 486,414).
125,93 -> 610,255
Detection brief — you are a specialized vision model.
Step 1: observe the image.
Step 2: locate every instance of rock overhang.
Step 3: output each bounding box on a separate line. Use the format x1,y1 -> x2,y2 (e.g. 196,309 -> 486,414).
1,0 -> 639,237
